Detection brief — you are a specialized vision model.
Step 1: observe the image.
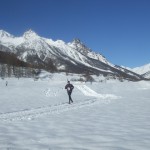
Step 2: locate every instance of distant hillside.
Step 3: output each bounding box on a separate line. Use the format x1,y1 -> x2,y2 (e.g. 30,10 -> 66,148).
0,51 -> 30,67
132,64 -> 150,75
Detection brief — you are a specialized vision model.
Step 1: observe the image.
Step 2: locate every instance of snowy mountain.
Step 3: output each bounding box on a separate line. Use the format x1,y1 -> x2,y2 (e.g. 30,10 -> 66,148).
0,30 -> 14,38
132,64 -> 150,79
68,39 -> 109,65
132,63 -> 150,74
142,71 -> 150,79
0,29 -> 147,81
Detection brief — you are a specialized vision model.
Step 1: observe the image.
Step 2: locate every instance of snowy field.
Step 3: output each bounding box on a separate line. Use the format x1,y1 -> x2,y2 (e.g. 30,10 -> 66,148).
0,73 -> 150,150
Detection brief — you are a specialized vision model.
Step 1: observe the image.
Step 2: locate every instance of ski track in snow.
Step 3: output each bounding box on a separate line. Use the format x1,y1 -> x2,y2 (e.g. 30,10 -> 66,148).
0,98 -> 107,122
0,84 -> 119,122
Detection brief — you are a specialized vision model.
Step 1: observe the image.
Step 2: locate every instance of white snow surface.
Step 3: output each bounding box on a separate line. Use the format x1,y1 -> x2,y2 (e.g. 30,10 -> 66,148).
0,73 -> 150,150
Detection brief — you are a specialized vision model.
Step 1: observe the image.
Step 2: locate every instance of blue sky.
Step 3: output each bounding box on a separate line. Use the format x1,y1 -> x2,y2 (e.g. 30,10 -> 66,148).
0,0 -> 150,68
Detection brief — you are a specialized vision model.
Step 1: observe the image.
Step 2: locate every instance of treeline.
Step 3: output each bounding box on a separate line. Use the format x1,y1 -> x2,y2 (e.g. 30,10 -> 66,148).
0,51 -> 32,67
0,51 -> 57,78
0,64 -> 37,78
0,51 -> 39,78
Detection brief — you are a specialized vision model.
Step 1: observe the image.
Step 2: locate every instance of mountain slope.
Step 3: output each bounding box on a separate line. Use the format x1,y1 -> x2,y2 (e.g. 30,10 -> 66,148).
142,71 -> 150,79
131,64 -> 150,79
0,29 -> 147,81
132,64 -> 150,74
0,50 -> 31,68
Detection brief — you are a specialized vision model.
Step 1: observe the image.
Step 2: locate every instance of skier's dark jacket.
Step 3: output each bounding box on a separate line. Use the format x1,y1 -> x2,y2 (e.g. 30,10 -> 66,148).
65,82 -> 74,94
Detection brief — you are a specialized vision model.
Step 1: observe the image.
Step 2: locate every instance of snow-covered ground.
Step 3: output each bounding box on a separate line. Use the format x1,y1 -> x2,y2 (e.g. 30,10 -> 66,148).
0,74 -> 150,150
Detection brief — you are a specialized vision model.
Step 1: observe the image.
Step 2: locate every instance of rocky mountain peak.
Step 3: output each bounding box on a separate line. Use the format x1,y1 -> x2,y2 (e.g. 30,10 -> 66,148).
0,30 -> 14,38
23,29 -> 39,39
72,38 -> 81,44
71,38 -> 92,54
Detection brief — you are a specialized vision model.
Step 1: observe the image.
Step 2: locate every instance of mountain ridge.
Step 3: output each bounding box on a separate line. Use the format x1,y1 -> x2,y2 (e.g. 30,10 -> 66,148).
0,29 -> 147,81
131,64 -> 150,79
132,63 -> 150,74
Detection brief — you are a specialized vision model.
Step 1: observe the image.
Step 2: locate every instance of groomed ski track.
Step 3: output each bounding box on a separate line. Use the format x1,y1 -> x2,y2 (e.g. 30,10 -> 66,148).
0,84 -> 118,122
0,98 -> 103,122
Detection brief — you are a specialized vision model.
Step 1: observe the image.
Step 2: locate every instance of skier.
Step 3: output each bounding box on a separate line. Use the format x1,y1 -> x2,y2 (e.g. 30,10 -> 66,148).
65,81 -> 74,104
